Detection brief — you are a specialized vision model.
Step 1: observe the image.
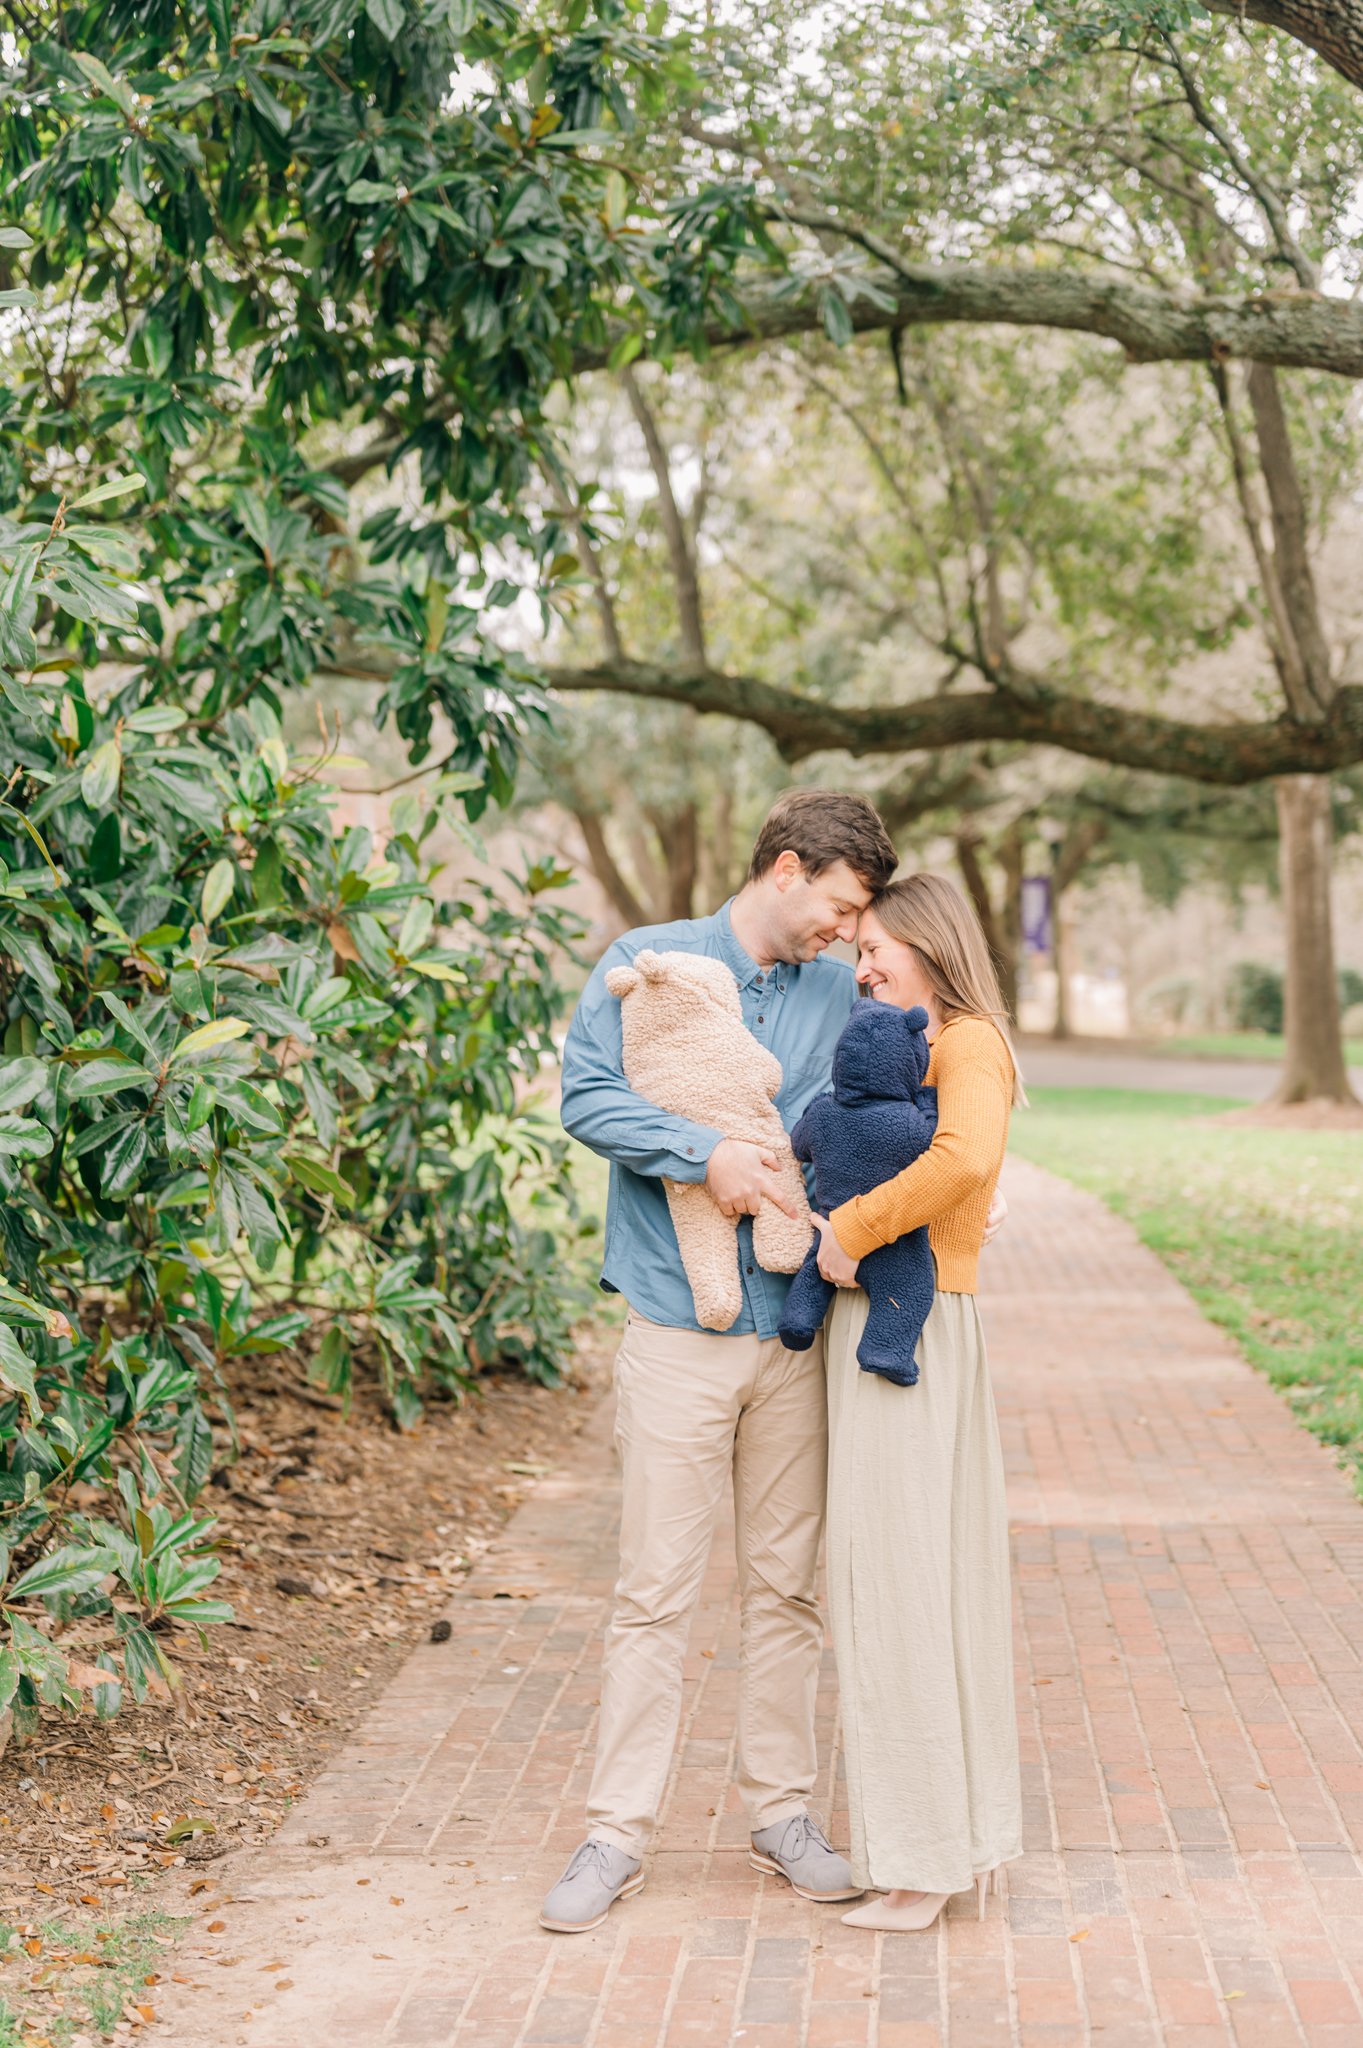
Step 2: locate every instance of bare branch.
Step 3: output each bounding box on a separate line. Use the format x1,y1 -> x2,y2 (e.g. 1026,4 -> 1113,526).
621,366 -> 706,665
796,363 -> 954,639
1158,33 -> 1320,290
539,463 -> 625,662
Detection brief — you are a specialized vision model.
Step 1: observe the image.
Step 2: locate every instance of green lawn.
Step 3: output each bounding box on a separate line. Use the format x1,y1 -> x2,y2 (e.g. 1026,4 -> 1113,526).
1159,1030 -> 1363,1064
1009,1087 -> 1363,1496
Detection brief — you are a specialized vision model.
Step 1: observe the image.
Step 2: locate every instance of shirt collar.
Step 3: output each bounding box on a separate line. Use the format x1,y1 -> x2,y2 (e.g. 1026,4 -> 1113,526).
716,898 -> 771,989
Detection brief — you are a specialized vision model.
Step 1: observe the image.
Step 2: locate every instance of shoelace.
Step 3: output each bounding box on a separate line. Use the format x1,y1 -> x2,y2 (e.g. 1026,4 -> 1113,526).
565,1839 -> 617,1885
779,1813 -> 833,1859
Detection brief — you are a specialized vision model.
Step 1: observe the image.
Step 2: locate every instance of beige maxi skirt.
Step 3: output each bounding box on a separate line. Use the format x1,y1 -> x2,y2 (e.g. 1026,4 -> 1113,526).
826,1286 -> 1023,1894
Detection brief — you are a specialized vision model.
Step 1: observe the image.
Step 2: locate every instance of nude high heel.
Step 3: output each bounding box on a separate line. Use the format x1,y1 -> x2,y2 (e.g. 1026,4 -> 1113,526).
842,1890 -> 950,1931
975,1867 -> 998,1920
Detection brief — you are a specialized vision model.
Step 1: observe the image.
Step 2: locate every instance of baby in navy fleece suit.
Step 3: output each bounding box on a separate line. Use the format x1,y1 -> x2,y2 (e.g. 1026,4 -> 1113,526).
779,1000 -> 938,1387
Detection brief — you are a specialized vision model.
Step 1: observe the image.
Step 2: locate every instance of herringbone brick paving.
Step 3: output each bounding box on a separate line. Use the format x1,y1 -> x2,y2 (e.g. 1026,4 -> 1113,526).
159,1158 -> 1363,2047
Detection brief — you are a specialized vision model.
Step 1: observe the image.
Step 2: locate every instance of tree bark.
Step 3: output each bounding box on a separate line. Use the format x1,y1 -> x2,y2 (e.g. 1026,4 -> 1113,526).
1206,0 -> 1363,93
1273,776 -> 1359,1103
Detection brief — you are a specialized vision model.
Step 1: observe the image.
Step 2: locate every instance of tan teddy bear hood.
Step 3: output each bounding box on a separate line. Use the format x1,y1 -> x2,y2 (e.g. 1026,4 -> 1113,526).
605,949 -> 812,1330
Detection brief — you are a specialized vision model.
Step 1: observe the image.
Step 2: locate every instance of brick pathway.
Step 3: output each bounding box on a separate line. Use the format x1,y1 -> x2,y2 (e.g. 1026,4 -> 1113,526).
159,1159 -> 1363,2048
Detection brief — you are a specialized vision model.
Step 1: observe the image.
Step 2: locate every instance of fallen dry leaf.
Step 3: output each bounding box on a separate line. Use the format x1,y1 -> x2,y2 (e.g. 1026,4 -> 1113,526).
1069,1930 -> 1090,1943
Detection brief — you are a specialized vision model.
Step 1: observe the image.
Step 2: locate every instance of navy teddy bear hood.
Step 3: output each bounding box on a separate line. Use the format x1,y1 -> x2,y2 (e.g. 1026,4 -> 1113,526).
831,1001 -> 931,1104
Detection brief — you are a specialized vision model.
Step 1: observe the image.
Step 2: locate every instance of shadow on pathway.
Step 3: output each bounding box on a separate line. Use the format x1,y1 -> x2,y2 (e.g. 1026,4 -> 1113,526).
156,1159 -> 1363,2048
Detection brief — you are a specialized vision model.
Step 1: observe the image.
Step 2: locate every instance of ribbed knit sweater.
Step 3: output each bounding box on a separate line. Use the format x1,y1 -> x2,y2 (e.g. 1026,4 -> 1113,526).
828,1015 -> 1013,1293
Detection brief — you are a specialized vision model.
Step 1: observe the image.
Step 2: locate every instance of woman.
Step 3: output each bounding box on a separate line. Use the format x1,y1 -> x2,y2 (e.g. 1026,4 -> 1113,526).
810,873 -> 1026,1932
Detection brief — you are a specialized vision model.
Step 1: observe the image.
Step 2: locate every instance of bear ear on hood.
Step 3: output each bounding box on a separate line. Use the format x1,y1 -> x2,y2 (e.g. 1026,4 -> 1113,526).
635,950 -> 665,981
904,1004 -> 930,1032
604,965 -> 639,999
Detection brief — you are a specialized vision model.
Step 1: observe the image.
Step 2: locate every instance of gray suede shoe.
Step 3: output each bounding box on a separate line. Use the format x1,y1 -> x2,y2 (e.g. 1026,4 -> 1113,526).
539,1839 -> 644,1933
749,1814 -> 862,1901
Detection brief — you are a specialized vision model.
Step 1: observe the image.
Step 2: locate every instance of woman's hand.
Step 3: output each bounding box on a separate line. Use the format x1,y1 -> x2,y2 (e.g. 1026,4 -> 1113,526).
982,1187 -> 1008,1245
812,1213 -> 860,1288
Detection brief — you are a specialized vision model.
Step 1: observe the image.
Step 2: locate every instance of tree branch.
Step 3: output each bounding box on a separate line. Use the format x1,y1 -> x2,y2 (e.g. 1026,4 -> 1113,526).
621,366 -> 706,664
544,656 -> 1363,784
540,463 -> 625,662
1209,362 -> 1311,714
1157,33 -> 1320,290
1205,0 -> 1363,93
1246,361 -> 1336,713
574,263 -> 1363,383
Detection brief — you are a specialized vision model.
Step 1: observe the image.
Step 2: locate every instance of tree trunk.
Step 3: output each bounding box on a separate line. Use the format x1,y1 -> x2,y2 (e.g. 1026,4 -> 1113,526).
572,809 -> 648,929
1273,775 -> 1357,1103
697,787 -> 735,912
955,829 -> 1013,1017
651,803 -> 698,921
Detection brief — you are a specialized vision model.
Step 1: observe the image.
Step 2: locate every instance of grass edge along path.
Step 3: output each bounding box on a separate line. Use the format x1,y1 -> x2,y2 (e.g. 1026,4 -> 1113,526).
1158,1028 -> 1363,1064
1009,1085 -> 1363,1503
0,1905 -> 186,2047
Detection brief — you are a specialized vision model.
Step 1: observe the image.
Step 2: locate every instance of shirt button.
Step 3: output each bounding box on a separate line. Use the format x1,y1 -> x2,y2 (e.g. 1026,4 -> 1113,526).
757,1015 -> 765,1024
746,1264 -> 754,1275
686,1146 -> 694,1155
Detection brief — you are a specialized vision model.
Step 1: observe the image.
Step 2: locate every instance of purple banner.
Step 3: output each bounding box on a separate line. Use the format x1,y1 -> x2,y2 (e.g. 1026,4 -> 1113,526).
1021,874 -> 1053,955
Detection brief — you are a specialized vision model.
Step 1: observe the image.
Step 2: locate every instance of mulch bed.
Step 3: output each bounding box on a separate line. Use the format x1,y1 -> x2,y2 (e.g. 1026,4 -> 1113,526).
1215,1099 -> 1363,1130
0,1336 -> 609,1923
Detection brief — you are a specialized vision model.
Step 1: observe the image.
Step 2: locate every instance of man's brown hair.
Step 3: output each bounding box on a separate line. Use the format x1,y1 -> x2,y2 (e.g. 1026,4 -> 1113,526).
747,789 -> 898,894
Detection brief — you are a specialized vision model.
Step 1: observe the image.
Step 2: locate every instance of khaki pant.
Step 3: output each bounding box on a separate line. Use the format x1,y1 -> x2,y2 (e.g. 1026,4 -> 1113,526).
586,1310 -> 828,1855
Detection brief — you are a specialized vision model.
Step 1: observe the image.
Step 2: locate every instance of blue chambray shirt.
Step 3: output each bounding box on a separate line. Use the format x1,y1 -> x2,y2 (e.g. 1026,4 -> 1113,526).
560,899 -> 857,1337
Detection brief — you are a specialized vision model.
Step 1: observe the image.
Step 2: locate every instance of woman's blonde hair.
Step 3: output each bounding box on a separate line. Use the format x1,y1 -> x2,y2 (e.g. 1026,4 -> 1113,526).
867,873 -> 1028,1108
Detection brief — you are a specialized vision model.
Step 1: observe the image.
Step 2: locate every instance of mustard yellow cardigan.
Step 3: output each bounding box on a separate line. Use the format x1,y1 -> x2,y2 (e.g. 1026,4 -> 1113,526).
829,1015 -> 1013,1293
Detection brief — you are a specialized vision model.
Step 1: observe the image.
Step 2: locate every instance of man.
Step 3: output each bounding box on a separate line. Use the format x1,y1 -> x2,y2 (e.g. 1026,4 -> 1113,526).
540,789 -> 897,1933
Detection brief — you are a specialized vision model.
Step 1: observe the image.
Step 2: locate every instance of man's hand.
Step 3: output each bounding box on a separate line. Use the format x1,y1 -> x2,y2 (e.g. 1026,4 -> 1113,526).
706,1138 -> 801,1222
812,1213 -> 860,1288
982,1186 -> 1008,1245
